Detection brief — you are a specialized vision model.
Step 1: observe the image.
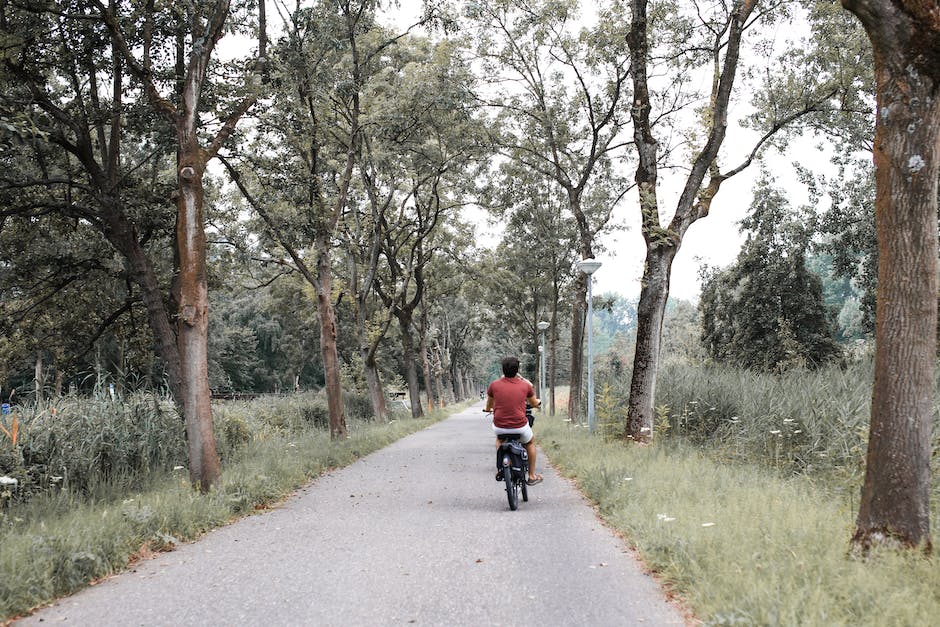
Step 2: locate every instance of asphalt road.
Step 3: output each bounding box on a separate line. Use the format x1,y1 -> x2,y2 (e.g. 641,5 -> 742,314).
21,404 -> 686,626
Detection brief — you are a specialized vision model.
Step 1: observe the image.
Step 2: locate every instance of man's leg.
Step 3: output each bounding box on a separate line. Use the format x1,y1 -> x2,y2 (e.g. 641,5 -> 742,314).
524,439 -> 539,481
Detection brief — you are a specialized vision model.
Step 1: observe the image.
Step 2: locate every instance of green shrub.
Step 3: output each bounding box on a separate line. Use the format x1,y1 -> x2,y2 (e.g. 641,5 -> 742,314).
343,390 -> 375,422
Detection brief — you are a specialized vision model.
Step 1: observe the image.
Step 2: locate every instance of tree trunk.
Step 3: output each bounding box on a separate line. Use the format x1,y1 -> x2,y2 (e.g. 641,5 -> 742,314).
354,296 -> 388,423
419,311 -> 434,412
843,0 -> 940,551
399,315 -> 423,418
433,350 -> 445,408
567,273 -> 587,422
176,156 -> 220,492
316,238 -> 347,438
363,356 -> 388,422
34,353 -> 42,404
626,245 -> 677,442
444,367 -> 455,402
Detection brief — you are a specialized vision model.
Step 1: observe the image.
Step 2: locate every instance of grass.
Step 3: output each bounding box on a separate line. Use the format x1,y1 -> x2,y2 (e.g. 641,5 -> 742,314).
0,401 -> 466,621
540,415 -> 940,626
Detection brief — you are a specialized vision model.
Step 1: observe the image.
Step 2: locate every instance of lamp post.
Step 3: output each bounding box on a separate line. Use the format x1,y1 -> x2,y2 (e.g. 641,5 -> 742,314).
577,259 -> 602,433
537,320 -> 549,399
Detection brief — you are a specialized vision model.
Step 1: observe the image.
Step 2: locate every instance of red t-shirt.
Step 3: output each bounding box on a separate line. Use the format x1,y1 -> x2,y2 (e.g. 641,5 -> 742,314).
487,376 -> 533,429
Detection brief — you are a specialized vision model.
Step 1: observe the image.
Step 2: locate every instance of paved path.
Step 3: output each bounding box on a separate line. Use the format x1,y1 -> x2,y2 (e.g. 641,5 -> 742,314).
22,404 -> 686,626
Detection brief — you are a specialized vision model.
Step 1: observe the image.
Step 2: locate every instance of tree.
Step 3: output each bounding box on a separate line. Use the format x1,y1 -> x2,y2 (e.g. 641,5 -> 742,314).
841,0 -> 940,552
623,0 -> 852,442
96,0 -> 266,489
699,174 -> 841,370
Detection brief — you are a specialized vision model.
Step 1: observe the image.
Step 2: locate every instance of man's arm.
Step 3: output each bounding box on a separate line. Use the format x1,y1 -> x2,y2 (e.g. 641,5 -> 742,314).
484,394 -> 494,412
527,390 -> 541,409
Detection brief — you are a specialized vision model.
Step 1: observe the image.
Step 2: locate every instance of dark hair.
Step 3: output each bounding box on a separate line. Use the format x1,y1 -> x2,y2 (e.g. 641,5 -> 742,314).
501,356 -> 520,377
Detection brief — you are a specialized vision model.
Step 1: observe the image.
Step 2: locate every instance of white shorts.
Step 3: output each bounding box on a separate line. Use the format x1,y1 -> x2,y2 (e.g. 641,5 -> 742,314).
492,423 -> 533,444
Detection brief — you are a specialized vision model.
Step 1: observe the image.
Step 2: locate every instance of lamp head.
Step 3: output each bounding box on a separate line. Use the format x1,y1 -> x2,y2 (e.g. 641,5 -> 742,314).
577,259 -> 602,275
537,321 -> 550,331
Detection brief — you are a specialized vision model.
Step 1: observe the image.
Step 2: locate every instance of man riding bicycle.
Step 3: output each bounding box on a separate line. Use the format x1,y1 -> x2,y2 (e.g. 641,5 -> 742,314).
484,356 -> 543,485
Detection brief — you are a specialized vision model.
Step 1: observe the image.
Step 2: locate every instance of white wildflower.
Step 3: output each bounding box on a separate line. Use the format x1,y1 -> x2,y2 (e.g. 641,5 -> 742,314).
783,418 -> 794,424
770,430 -> 781,435
173,465 -> 185,471
657,513 -> 676,522
793,430 -> 802,434
701,522 -> 716,527
623,477 -> 633,482
50,476 -> 63,484
0,476 -> 17,486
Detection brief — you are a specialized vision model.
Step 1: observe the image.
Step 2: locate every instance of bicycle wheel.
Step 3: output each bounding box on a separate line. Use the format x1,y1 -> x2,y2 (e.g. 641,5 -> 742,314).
504,455 -> 518,511
521,464 -> 529,502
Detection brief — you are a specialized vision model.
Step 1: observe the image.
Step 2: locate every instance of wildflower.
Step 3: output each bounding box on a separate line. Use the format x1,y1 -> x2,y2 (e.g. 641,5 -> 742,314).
793,430 -> 802,434
701,522 -> 716,527
50,476 -> 63,484
729,416 -> 739,422
623,477 -> 633,482
640,426 -> 651,433
783,418 -> 794,423
770,430 -> 781,435
657,513 -> 676,522
173,466 -> 185,471
0,476 -> 17,486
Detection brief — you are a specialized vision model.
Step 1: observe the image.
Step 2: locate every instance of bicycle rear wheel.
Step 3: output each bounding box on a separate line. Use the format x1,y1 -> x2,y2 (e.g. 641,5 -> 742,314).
504,454 -> 518,511
521,469 -> 528,502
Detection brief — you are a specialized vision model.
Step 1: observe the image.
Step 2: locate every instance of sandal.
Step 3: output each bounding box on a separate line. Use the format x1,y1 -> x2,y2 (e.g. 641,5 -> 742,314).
526,475 -> 543,486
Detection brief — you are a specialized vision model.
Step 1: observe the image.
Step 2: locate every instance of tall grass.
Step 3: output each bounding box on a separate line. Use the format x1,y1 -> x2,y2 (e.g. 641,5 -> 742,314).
541,417 -> 940,626
595,360 -> 898,484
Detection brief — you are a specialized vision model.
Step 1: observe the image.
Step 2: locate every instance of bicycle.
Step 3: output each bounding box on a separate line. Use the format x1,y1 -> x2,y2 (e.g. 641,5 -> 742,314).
496,433 -> 528,511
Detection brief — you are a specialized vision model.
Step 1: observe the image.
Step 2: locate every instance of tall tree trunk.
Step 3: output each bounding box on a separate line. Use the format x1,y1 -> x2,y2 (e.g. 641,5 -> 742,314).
843,0 -> 940,551
432,347 -> 445,407
626,245 -> 677,442
420,308 -> 434,412
353,296 -> 388,423
399,315 -> 423,418
444,366 -> 455,401
34,353 -> 42,404
363,356 -> 388,422
316,239 -> 347,438
456,367 -> 467,400
567,273 -> 587,422
176,155 -> 220,492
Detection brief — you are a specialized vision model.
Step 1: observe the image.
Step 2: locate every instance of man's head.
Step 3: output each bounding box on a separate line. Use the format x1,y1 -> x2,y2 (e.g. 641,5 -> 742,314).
501,356 -> 520,378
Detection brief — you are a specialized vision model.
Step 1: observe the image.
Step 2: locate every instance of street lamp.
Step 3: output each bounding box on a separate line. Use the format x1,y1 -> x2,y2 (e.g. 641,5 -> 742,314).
537,320 -> 549,399
577,259 -> 602,433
